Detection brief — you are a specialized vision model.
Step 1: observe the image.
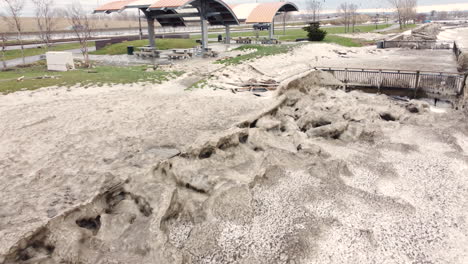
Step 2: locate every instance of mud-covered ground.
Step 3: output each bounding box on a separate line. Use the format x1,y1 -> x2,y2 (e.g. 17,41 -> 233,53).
0,39 -> 467,263
0,80 -> 275,262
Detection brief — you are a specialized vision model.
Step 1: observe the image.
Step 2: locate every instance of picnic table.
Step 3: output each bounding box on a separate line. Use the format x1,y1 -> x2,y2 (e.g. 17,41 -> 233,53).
168,49 -> 193,60
201,48 -> 219,58
260,38 -> 281,45
134,46 -> 161,58
234,37 -> 252,44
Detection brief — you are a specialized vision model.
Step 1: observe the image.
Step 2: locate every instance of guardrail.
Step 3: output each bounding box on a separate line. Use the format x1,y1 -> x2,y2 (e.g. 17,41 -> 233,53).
316,67 -> 467,98
379,40 -> 454,50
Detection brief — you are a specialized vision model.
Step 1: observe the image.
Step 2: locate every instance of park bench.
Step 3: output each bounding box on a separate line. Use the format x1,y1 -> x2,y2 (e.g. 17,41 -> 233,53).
168,49 -> 192,60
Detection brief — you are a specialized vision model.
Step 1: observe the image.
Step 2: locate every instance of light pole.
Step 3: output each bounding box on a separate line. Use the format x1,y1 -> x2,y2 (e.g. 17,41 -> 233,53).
375,13 -> 380,30
138,9 -> 143,40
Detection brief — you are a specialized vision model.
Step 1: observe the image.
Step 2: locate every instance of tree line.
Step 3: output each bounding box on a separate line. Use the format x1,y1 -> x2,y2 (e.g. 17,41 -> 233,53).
0,0 -> 140,68
305,0 -> 422,32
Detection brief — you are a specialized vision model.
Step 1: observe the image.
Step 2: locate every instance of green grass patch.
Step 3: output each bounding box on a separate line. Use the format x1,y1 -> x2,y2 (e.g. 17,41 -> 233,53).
188,78 -> 209,90
1,42 -> 94,61
91,38 -> 197,55
216,44 -> 295,65
322,35 -> 369,47
277,35 -> 368,47
0,62 -> 183,94
325,24 -> 390,34
192,24 -> 392,41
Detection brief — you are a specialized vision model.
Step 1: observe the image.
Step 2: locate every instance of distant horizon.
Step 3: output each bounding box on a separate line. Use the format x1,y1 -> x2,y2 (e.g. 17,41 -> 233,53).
319,3 -> 468,15
3,0 -> 468,16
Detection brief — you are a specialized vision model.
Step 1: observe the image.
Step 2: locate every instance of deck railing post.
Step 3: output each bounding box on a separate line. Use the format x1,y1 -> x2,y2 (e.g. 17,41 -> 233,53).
378,70 -> 383,94
453,42 -> 458,58
414,70 -> 420,98
344,68 -> 348,91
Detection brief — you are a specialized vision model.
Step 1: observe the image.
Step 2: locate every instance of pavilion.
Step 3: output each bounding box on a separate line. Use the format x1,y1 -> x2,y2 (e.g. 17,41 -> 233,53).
94,0 -> 299,50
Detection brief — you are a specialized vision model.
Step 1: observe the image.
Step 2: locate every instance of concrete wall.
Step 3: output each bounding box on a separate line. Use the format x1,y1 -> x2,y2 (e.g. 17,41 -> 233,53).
457,50 -> 468,72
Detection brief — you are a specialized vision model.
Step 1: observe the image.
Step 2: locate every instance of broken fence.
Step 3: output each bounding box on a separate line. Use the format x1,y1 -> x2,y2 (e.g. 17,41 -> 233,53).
316,67 -> 467,97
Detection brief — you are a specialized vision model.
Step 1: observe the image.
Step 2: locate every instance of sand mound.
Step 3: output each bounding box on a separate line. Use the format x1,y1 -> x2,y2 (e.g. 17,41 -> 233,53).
2,70 -> 466,264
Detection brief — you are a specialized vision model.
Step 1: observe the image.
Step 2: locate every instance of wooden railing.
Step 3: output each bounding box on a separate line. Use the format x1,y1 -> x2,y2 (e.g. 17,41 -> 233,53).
316,67 -> 467,98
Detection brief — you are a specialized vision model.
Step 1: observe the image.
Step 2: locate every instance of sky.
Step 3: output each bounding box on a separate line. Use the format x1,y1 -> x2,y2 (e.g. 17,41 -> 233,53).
11,0 -> 468,16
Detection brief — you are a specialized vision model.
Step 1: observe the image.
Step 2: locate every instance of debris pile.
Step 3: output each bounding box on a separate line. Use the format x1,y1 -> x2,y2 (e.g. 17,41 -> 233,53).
403,24 -> 442,41
231,79 -> 279,92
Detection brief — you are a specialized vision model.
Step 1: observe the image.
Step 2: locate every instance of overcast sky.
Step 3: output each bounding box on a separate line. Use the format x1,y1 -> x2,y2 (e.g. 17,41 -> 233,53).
12,0 -> 468,16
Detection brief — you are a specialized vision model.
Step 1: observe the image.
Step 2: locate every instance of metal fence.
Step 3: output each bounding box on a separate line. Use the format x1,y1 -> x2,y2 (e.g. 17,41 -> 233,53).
316,67 -> 467,97
380,40 -> 454,50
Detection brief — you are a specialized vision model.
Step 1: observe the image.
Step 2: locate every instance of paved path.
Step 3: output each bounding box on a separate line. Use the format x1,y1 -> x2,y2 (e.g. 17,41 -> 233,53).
5,41 -> 76,51
373,24 -> 400,33
4,41 -> 107,51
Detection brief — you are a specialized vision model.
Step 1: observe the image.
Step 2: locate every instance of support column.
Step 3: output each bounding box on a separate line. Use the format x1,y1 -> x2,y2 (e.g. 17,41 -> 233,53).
269,22 -> 274,39
225,25 -> 231,44
272,17 -> 275,38
200,0 -> 209,50
201,18 -> 208,49
147,17 -> 156,48
283,12 -> 286,36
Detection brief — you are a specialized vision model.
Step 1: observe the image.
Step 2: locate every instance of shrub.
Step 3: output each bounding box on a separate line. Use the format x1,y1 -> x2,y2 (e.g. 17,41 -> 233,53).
303,22 -> 327,41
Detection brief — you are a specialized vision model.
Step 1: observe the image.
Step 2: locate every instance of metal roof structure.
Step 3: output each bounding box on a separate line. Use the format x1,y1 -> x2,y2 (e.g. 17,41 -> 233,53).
95,0 -> 239,27
95,1 -> 298,26
94,1 -> 299,50
94,0 -> 137,13
230,2 -> 298,24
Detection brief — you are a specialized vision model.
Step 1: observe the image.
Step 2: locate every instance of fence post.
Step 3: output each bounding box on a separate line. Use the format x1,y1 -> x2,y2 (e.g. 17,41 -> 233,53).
453,42 -> 458,58
344,68 -> 348,91
414,71 -> 420,98
378,69 -> 383,94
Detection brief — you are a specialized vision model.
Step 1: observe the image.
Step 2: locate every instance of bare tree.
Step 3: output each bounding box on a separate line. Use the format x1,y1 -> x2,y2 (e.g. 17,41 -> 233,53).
436,11 -> 449,20
402,0 -> 417,26
450,10 -> 463,19
338,2 -> 351,33
349,3 -> 358,33
387,0 -> 404,29
282,12 -> 291,35
65,2 -> 93,67
388,0 -> 417,29
31,0 -> 57,48
1,0 -> 25,64
307,0 -> 324,22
